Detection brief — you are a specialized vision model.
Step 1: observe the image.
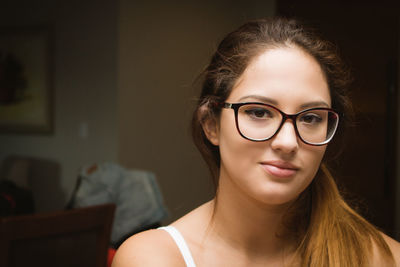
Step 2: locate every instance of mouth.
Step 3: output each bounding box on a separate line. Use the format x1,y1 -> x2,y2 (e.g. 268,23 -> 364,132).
259,160 -> 300,178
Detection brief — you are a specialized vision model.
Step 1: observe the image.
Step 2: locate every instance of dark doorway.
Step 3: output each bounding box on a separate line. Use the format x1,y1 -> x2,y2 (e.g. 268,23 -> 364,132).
277,1 -> 399,238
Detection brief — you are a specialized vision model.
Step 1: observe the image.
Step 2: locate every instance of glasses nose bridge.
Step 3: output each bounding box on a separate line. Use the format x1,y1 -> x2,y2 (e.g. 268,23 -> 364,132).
275,112 -> 300,139
280,112 -> 298,127
269,111 -> 300,151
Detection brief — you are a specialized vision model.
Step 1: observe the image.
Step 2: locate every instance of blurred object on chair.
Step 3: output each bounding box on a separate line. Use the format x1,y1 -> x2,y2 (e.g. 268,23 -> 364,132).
68,162 -> 168,248
0,203 -> 115,267
0,155 -> 64,212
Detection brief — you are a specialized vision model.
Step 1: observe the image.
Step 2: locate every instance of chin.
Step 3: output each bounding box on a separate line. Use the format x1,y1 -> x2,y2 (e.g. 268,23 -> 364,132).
252,188 -> 302,207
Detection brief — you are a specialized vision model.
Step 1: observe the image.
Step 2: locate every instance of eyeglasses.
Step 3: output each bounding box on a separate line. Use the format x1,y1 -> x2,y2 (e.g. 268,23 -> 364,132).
222,102 -> 340,146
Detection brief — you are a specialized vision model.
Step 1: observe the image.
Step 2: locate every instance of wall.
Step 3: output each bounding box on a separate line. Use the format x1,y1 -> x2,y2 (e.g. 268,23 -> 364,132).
0,0 -> 118,211
118,0 -> 276,222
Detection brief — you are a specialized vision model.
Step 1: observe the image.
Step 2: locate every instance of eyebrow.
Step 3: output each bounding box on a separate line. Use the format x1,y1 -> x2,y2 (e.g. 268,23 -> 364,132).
300,101 -> 330,109
238,95 -> 278,105
237,95 -> 330,109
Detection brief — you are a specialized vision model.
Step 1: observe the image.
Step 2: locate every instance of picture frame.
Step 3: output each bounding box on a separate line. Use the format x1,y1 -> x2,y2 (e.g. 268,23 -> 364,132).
0,27 -> 53,134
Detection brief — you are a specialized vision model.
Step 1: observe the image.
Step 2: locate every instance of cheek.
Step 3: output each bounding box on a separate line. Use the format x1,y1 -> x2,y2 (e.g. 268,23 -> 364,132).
218,112 -> 256,166
218,110 -> 239,145
303,146 -> 326,179
312,146 -> 326,165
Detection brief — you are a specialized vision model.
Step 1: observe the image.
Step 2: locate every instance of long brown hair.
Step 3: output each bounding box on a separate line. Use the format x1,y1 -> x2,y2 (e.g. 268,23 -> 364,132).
191,17 -> 394,266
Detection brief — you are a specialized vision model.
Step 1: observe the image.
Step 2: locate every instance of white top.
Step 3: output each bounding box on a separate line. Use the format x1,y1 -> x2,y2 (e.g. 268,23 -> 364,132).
159,226 -> 197,267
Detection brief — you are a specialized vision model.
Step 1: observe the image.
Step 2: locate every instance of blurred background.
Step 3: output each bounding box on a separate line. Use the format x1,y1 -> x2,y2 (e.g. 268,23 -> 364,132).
0,0 -> 399,241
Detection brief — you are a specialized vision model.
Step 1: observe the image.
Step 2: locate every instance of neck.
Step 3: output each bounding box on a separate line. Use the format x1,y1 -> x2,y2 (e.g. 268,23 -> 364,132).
209,171 -> 294,258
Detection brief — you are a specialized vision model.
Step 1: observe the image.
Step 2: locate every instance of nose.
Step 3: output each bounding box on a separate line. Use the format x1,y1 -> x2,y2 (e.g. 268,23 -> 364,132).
270,120 -> 299,154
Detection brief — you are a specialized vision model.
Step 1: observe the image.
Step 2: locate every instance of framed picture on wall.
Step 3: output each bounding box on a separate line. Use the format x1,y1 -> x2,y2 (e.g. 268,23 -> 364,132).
0,27 -> 53,134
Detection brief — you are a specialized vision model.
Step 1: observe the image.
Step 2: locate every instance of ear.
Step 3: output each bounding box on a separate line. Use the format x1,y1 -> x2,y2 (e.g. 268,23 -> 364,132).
198,104 -> 220,146
202,117 -> 220,146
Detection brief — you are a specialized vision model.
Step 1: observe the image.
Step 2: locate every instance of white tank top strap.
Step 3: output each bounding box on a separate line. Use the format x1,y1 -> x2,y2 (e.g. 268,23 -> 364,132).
158,226 -> 197,267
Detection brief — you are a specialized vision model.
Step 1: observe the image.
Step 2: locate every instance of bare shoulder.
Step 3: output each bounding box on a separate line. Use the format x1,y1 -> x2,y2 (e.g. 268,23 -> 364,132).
112,202 -> 212,267
371,232 -> 400,267
111,228 -> 184,267
382,232 -> 400,266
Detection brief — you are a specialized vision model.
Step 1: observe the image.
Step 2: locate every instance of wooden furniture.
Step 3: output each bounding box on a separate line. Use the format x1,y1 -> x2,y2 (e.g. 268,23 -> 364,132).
0,203 -> 115,267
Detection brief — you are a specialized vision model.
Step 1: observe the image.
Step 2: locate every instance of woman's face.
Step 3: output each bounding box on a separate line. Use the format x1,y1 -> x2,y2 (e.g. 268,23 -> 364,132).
209,47 -> 331,205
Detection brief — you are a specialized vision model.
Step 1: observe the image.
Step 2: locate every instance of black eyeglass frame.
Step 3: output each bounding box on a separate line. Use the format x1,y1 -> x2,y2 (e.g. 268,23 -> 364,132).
222,102 -> 340,146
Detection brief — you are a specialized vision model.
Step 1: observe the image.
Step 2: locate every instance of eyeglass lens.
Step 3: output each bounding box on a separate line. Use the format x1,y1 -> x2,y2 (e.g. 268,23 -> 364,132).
237,103 -> 338,144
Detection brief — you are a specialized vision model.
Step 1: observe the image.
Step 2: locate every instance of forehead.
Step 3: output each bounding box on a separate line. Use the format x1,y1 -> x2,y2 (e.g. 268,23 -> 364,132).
228,47 -> 331,111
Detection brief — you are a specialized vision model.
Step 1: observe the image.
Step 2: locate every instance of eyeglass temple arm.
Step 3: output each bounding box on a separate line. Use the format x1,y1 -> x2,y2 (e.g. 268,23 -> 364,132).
222,103 -> 233,109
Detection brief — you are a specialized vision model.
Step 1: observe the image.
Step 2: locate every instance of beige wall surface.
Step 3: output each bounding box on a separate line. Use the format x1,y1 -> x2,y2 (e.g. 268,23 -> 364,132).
0,0 -> 119,211
118,0 -> 276,222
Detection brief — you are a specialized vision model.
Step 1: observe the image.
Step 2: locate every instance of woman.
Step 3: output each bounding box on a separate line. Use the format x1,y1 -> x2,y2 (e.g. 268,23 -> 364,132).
113,18 -> 400,266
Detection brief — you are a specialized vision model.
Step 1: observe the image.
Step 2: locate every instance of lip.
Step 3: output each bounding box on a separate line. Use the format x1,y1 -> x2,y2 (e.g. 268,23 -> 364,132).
260,160 -> 300,178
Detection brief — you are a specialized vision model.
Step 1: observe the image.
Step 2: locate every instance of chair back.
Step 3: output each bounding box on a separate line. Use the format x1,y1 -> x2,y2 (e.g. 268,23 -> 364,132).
0,203 -> 115,267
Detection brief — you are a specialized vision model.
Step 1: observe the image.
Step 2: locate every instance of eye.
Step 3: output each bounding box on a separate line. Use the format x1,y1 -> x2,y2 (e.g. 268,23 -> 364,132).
244,108 -> 273,119
299,113 -> 323,124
